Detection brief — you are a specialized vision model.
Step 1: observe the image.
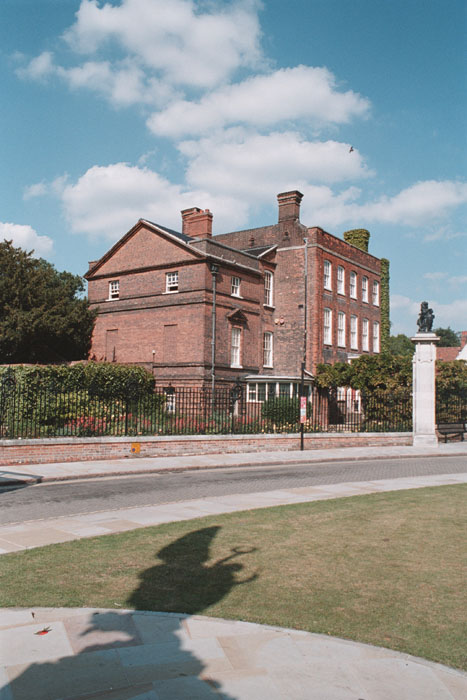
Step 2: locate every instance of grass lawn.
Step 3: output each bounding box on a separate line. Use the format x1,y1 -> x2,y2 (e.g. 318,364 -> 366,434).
1,484 -> 466,669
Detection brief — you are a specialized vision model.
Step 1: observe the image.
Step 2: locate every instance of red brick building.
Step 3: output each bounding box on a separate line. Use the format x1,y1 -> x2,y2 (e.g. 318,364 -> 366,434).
436,331 -> 467,362
85,191 -> 384,399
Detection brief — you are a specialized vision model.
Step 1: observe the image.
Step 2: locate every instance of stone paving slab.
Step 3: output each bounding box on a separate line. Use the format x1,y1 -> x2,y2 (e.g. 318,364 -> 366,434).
0,473 -> 466,554
1,608 -> 465,700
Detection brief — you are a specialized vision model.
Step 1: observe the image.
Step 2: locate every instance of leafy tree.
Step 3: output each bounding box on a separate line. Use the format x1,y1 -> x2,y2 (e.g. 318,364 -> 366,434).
433,327 -> 460,347
0,240 -> 96,363
315,354 -> 412,393
436,360 -> 467,392
388,334 -> 415,356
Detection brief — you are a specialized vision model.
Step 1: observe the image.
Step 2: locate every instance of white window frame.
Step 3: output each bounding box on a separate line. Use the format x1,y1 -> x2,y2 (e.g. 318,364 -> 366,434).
231,276 -> 241,297
337,266 -> 345,295
165,271 -> 179,293
247,381 -> 308,403
350,315 -> 358,350
230,327 -> 242,367
362,318 -> 369,351
337,311 -> 346,347
362,276 -> 369,303
324,308 -> 332,345
373,321 -> 380,353
372,280 -> 380,306
263,332 -> 273,367
264,271 -> 273,306
247,384 -> 257,402
350,271 -> 357,299
324,260 -> 332,290
108,280 -> 119,300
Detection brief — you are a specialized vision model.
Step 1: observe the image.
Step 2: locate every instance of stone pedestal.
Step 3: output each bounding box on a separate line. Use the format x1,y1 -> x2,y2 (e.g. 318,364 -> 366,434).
411,333 -> 439,446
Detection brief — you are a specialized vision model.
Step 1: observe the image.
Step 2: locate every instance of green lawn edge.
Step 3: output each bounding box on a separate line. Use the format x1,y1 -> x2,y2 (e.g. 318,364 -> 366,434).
1,484 -> 466,670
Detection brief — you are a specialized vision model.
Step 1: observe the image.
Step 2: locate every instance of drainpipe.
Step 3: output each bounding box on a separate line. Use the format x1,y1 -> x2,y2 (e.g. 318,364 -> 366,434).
300,238 -> 309,451
303,238 -> 308,367
210,263 -> 219,399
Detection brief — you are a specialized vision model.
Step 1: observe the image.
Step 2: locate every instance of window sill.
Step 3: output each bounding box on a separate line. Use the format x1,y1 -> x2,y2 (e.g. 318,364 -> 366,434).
230,365 -> 243,369
263,365 -> 274,369
163,290 -> 179,294
263,304 -> 275,310
231,294 -> 243,299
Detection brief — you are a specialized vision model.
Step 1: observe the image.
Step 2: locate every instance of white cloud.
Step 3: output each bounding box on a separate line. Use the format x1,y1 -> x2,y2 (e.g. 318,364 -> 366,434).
16,51 -> 55,80
64,0 -> 264,88
148,66 -> 370,137
424,228 -> 467,242
297,180 -> 467,230
181,131 -> 372,199
423,272 -> 447,281
61,162 -> 249,239
18,52 -> 176,107
23,182 -> 49,200
23,175 -> 69,201
422,272 -> 467,285
0,222 -> 53,255
59,158 -> 467,244
362,180 -> 467,226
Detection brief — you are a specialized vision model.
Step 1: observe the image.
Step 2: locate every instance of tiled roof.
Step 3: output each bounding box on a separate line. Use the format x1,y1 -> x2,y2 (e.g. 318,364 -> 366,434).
437,347 -> 461,361
241,245 -> 275,257
143,219 -> 193,243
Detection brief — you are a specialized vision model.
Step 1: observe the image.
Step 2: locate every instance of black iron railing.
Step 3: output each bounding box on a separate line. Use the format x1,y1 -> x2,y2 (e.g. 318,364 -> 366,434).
0,380 -> 422,438
436,389 -> 467,423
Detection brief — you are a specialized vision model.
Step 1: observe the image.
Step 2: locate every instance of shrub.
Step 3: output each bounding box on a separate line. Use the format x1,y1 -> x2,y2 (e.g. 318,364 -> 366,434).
262,397 -> 300,427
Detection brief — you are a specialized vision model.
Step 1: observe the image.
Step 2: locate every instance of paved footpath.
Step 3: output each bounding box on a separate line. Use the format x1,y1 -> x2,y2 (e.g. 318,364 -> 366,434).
1,608 -> 466,700
1,443 -> 466,699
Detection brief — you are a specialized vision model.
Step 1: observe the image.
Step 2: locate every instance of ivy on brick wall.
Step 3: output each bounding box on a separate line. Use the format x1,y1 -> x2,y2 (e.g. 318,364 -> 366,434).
343,229 -> 370,252
380,258 -> 390,354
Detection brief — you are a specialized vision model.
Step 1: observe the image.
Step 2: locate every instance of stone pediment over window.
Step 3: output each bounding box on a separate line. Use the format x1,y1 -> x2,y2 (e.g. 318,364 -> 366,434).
227,309 -> 248,325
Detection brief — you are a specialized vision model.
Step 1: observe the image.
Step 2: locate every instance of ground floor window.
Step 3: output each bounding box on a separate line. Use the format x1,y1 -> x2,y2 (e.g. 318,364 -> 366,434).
247,381 -> 312,402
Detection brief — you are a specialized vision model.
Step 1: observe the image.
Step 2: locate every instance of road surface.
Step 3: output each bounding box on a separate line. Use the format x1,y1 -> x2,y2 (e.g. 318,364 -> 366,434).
1,455 -> 465,526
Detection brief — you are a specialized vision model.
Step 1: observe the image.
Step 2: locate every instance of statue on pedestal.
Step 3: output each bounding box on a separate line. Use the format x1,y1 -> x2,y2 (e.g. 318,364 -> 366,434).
417,301 -> 435,333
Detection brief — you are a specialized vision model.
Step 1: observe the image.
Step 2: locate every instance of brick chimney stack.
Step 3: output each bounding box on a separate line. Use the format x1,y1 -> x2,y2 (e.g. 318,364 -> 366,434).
181,207 -> 213,239
277,190 -> 303,223
460,331 -> 467,349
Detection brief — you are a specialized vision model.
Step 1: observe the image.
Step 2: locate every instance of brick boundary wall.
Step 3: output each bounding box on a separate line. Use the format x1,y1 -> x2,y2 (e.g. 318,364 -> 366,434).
0,433 -> 412,466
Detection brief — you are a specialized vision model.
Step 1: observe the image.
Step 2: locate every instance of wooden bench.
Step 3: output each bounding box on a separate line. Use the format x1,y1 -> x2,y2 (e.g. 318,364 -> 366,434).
437,422 -> 466,442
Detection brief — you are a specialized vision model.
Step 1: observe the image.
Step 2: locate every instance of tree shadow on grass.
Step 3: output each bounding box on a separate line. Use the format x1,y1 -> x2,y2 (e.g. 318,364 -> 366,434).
4,525 -> 258,699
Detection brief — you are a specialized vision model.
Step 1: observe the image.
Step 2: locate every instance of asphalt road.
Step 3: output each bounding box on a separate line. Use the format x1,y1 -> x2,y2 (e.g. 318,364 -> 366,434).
1,455 -> 466,526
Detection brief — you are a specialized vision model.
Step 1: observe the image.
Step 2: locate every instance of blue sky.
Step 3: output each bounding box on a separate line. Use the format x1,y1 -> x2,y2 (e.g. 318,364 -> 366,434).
1,0 -> 466,335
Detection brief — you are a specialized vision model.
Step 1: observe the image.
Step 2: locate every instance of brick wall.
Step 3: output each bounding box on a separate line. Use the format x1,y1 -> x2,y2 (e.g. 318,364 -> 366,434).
0,433 -> 412,467
308,228 -> 382,371
86,194 -> 384,387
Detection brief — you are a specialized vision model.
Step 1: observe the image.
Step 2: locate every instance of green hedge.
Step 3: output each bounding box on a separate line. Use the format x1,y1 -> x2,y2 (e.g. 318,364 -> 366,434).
0,363 -> 160,437
0,362 -> 155,398
262,397 -> 300,426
